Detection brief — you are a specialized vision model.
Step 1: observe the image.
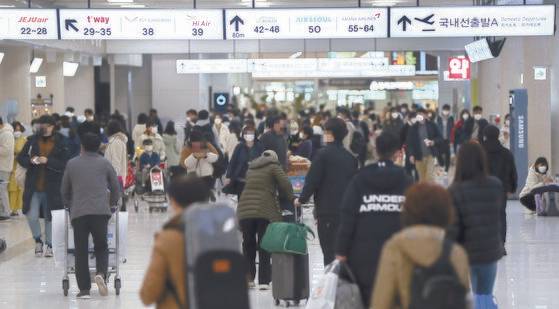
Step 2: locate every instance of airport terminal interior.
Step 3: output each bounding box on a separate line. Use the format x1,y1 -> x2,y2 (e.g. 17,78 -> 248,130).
1,0 -> 559,308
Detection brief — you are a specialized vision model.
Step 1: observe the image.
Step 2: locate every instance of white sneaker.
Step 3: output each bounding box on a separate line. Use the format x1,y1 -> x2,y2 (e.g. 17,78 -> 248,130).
34,243 -> 43,257
248,281 -> 256,289
95,275 -> 108,296
44,246 -> 53,258
258,284 -> 270,290
76,291 -> 91,299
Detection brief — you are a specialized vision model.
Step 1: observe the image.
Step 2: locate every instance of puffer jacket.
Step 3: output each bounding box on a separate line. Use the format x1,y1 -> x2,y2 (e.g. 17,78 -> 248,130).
520,166 -> 553,198
105,132 -> 128,179
448,177 -> 505,265
0,123 -> 14,173
372,225 -> 470,309
237,155 -> 294,222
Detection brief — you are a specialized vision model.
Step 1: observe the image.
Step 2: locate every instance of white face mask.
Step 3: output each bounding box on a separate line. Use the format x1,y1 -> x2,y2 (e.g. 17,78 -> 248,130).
14,131 -> 22,138
474,114 -> 482,121
537,165 -> 548,174
415,115 -> 425,123
150,127 -> 158,134
442,110 -> 450,116
299,132 -> 305,139
462,114 -> 470,121
144,145 -> 154,152
214,118 -> 222,125
244,134 -> 255,142
505,120 -> 510,126
391,112 -> 399,119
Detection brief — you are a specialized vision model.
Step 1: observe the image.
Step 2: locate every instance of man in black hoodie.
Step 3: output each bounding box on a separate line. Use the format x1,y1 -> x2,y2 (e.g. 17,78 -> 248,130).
295,118 -> 358,265
483,125 -> 517,246
335,132 -> 413,306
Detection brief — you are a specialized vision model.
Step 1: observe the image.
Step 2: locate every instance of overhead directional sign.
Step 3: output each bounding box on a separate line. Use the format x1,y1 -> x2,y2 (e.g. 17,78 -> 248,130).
391,5 -> 555,37
225,8 -> 388,39
0,9 -> 58,40
59,9 -> 223,40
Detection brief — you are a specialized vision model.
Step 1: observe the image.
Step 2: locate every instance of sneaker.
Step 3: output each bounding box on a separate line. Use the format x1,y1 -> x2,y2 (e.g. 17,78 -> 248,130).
44,246 -> 53,258
10,212 -> 18,217
34,242 -> 43,257
258,284 -> 270,291
248,281 -> 256,289
76,291 -> 91,299
95,274 -> 108,296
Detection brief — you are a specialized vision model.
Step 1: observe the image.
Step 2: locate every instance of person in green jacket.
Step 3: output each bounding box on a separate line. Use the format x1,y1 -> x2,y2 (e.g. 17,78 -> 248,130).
237,150 -> 295,290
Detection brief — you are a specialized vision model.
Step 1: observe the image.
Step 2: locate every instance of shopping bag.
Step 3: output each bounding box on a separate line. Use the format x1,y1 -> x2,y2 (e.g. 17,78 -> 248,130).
475,294 -> 498,309
306,261 -> 340,309
260,221 -> 315,255
335,263 -> 365,309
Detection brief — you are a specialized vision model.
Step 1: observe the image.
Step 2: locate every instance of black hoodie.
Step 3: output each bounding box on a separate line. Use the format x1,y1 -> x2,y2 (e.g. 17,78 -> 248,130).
335,160 -> 413,305
483,125 -> 518,193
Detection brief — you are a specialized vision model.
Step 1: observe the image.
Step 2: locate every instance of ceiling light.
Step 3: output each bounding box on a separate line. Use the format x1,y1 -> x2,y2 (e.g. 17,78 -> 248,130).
289,52 -> 303,59
63,62 -> 79,77
120,4 -> 146,8
0,5 -> 16,7
0,53 -> 4,65
107,0 -> 134,3
30,57 -> 43,73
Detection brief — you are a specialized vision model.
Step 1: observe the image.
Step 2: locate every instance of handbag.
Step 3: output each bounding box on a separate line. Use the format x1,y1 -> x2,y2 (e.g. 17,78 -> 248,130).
306,261 -> 340,309
260,221 -> 315,255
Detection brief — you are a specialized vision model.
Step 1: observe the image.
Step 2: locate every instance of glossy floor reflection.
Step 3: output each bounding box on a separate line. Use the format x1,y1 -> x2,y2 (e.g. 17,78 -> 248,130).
0,201 -> 557,308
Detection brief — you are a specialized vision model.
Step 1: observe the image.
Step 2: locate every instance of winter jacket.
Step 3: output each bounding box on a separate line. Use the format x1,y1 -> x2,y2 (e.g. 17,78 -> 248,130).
223,133 -> 239,159
294,139 -> 313,160
61,152 -> 121,221
448,177 -> 505,265
184,151 -> 218,178
105,132 -> 129,180
436,115 -> 455,141
260,131 -> 288,170
483,139 -> 518,194
520,166 -> 553,198
237,155 -> 294,222
0,124 -> 14,173
336,160 -> 413,304
162,134 -> 180,167
226,141 -> 264,182
140,133 -> 166,160
405,121 -> 443,161
214,123 -> 230,152
452,119 -> 472,147
140,215 -> 187,309
298,142 -> 358,218
132,124 -> 147,149
372,225 -> 470,309
179,143 -> 219,170
17,134 -> 69,221
141,152 -> 161,170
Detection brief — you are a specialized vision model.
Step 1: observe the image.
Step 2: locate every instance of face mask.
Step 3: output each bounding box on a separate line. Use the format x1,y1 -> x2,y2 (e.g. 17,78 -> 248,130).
442,110 -> 450,116
416,115 -> 425,123
150,127 -> 158,134
299,132 -> 305,139
427,113 -> 433,119
462,114 -> 470,121
505,120 -> 510,126
214,118 -> 222,125
14,131 -> 22,138
537,165 -> 548,174
474,114 -> 482,121
400,109 -> 407,114
323,134 -> 334,144
86,116 -> 94,122
244,134 -> 255,142
391,113 -> 399,119
77,115 -> 86,123
145,145 -> 154,152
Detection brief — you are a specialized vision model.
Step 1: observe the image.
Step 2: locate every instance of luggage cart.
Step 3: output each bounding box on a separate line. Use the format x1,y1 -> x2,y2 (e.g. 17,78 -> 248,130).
61,208 -> 122,296
134,164 -> 169,213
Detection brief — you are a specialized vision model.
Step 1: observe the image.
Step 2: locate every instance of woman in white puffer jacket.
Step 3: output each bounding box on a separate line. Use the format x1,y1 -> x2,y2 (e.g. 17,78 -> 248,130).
519,157 -> 555,211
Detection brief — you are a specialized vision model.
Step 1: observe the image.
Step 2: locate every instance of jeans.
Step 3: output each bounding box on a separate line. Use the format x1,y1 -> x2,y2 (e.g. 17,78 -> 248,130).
239,218 -> 271,285
72,215 -> 110,291
470,262 -> 498,295
0,171 -> 10,216
317,216 -> 339,266
26,192 -> 52,246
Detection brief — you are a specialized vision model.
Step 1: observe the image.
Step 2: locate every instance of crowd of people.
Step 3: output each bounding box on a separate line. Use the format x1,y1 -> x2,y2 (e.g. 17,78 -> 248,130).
0,100 -> 555,307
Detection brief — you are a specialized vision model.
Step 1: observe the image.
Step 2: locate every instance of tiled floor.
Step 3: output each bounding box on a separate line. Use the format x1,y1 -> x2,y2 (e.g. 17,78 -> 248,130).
0,200 -> 558,308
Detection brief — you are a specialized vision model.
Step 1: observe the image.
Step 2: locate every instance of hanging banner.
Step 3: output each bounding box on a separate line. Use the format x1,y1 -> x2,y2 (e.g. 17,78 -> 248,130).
225,8 -> 388,40
59,9 -> 223,40
0,9 -> 58,40
390,5 -> 555,37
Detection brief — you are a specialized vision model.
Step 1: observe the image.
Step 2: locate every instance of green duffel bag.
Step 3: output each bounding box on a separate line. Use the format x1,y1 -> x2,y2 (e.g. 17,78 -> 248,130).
260,222 -> 315,255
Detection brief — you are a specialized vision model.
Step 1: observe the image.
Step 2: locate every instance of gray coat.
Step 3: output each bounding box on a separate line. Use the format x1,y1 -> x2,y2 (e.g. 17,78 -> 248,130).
61,152 -> 121,221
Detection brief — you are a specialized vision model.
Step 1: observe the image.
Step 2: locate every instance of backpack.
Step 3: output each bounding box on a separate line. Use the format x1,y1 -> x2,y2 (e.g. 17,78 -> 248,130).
211,145 -> 228,178
409,238 -> 467,309
350,129 -> 366,155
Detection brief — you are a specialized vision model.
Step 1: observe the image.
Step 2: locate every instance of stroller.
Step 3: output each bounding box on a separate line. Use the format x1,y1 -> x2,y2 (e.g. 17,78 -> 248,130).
134,163 -> 169,213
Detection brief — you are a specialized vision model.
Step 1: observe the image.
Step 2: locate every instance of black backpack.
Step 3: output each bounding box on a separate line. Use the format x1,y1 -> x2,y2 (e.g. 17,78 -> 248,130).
409,238 -> 467,309
350,128 -> 366,155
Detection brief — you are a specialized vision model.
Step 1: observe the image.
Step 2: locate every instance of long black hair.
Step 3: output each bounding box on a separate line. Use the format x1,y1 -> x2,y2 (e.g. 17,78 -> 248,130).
164,121 -> 177,135
453,141 -> 489,183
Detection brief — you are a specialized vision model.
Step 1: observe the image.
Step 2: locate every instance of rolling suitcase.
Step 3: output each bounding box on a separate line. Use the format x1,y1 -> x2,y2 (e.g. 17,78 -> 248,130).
271,206 -> 310,307
183,202 -> 250,309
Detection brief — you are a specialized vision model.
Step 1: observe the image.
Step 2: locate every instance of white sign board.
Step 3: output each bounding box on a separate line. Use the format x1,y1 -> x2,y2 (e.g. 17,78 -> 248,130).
225,8 -> 388,40
176,59 -> 248,74
0,9 -> 58,40
59,9 -> 223,40
390,5 -> 555,37
35,76 -> 47,88
533,67 -> 547,80
465,38 -> 494,63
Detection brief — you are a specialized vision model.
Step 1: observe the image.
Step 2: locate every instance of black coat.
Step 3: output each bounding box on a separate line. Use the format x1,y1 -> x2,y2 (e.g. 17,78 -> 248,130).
17,134 -> 70,221
448,177 -> 505,265
298,142 -> 358,217
260,131 -> 288,170
483,140 -> 518,194
335,161 -> 413,302
405,121 -> 443,161
226,141 -> 264,181
436,115 -> 455,140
